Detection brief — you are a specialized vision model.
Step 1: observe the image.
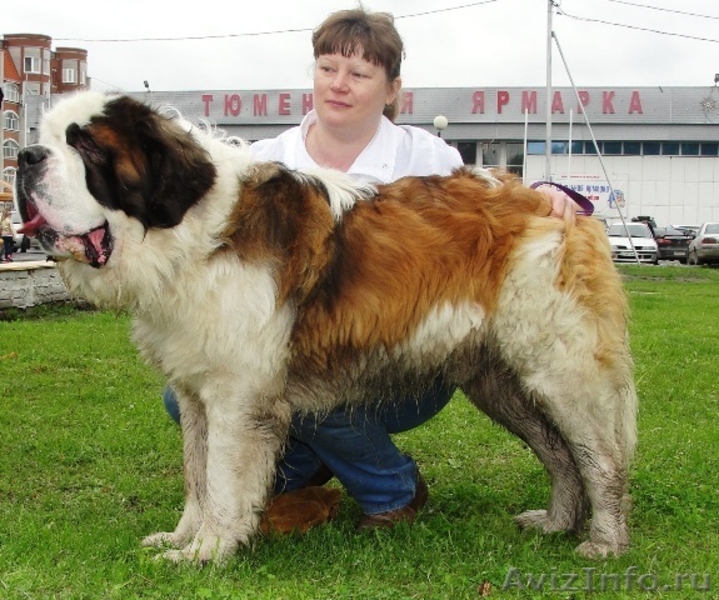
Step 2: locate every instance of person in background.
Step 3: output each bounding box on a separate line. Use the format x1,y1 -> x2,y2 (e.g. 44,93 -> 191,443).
165,7 -> 577,531
1,207 -> 16,263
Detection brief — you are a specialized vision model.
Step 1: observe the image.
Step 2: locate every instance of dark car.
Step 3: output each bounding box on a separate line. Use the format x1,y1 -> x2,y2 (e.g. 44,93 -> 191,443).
653,227 -> 694,263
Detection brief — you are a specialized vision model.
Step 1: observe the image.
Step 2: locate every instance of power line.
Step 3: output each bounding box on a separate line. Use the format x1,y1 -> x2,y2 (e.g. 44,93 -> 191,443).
55,27 -> 309,43
396,0 -> 499,21
557,8 -> 719,44
54,0 -> 499,43
606,0 -> 719,21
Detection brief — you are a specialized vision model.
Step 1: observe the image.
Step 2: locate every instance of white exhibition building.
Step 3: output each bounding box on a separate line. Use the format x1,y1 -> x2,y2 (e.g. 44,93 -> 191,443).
26,84 -> 719,227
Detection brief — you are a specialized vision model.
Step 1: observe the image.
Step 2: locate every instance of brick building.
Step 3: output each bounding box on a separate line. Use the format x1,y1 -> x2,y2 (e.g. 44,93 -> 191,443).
1,33 -> 89,203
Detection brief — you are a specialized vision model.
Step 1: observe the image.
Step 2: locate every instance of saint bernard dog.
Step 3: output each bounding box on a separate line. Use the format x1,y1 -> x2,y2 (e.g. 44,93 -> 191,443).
15,91 -> 637,564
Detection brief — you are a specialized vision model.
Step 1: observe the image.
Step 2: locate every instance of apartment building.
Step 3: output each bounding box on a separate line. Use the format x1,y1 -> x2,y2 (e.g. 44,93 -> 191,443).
1,32 -> 89,204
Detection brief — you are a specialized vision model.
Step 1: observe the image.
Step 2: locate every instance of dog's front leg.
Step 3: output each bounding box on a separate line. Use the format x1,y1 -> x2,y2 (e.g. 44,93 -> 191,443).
166,396 -> 291,564
142,390 -> 208,551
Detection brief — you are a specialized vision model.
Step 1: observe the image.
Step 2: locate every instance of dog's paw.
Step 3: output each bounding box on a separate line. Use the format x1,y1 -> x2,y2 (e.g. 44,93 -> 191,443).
515,508 -> 581,534
142,531 -> 184,549
156,535 -> 238,565
514,509 -> 564,533
575,539 -> 627,559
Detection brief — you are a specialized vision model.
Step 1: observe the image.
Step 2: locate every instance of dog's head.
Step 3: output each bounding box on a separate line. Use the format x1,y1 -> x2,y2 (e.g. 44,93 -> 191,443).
15,92 -> 217,267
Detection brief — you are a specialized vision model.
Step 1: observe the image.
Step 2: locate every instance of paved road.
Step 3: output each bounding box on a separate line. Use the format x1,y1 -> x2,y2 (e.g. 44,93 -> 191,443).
5,247 -> 49,263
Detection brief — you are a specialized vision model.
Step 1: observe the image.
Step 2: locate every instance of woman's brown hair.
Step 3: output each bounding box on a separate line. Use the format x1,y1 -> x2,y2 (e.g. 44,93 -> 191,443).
312,7 -> 404,121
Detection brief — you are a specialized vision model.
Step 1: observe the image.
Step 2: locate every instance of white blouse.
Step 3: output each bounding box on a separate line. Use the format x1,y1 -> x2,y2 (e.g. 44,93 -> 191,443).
250,110 -> 464,185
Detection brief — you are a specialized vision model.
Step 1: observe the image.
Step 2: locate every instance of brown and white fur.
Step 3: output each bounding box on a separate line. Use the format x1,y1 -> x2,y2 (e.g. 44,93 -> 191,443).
15,91 -> 636,564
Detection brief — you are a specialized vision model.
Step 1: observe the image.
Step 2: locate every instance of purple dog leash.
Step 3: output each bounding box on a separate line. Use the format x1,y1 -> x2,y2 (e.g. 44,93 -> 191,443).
530,181 -> 595,216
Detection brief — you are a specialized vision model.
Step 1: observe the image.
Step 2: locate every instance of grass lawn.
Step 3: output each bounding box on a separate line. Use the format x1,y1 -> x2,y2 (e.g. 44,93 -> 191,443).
0,265 -> 717,599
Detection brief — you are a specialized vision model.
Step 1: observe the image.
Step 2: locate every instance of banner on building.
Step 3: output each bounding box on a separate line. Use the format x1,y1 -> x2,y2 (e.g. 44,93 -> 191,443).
554,174 -> 628,218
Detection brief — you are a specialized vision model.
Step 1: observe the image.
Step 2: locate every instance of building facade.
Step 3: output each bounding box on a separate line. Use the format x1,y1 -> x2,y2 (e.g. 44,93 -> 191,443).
3,30 -> 718,226
1,33 -> 89,206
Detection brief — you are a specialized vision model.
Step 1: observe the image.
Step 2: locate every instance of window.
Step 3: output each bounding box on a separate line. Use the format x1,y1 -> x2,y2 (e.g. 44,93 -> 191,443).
603,142 -> 622,155
701,142 -> 718,156
62,68 -> 77,84
3,140 -> 20,160
481,141 -> 500,168
624,142 -> 641,155
523,141 -> 572,155
527,139 -> 716,157
506,142 -> 524,176
24,56 -> 41,74
527,141 -> 545,155
457,142 -> 476,165
3,111 -> 19,131
2,83 -> 20,104
643,142 -> 661,155
2,168 -> 16,188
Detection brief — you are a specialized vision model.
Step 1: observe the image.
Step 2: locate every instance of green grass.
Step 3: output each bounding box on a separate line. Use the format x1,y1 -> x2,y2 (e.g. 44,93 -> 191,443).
1,266 -> 718,598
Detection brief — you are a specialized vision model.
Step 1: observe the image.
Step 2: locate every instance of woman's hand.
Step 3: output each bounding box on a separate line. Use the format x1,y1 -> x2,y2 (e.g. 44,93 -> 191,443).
536,185 -> 578,224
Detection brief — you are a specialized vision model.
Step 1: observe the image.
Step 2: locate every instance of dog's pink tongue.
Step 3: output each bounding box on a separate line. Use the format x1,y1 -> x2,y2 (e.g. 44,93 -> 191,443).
18,213 -> 47,236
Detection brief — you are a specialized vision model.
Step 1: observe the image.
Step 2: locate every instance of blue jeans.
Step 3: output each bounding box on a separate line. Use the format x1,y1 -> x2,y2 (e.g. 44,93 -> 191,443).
162,378 -> 453,515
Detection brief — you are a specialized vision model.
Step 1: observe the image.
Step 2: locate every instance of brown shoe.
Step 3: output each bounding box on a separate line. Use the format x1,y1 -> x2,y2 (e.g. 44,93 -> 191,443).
356,472 -> 428,531
306,463 -> 334,488
260,486 -> 342,535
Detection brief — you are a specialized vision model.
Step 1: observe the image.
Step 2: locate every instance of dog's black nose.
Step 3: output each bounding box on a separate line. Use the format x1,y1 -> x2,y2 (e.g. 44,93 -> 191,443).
18,145 -> 51,167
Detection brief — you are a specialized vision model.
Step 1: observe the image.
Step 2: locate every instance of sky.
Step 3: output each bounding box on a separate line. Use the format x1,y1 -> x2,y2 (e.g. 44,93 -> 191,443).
3,0 -> 719,93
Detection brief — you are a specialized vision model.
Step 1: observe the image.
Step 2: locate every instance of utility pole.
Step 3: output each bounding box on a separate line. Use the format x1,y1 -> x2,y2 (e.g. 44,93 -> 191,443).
544,0 -> 554,181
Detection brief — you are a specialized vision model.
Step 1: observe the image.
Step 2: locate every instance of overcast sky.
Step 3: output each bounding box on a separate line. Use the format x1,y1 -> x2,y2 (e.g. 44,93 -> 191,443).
4,0 -> 719,92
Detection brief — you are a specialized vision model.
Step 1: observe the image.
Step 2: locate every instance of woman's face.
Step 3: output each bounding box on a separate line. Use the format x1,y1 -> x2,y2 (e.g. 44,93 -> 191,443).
313,51 -> 400,136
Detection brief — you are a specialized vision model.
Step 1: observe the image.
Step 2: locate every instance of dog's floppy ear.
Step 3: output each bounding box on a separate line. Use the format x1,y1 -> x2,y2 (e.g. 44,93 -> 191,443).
71,96 -> 217,230
131,109 -> 217,228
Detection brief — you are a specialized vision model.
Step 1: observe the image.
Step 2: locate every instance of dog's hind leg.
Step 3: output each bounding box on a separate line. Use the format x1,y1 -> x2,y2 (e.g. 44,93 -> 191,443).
461,356 -> 589,536
534,378 -> 636,559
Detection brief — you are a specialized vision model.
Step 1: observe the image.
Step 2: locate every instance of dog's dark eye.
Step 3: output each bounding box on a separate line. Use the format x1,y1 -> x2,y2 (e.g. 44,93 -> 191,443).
65,122 -> 82,146
66,123 -> 107,166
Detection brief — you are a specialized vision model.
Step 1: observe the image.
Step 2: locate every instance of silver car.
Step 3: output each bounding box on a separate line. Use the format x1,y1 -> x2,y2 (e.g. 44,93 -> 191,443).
607,222 -> 658,265
687,222 -> 719,265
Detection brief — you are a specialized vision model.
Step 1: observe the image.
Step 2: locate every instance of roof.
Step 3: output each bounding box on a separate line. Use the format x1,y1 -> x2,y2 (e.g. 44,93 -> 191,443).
2,48 -> 21,83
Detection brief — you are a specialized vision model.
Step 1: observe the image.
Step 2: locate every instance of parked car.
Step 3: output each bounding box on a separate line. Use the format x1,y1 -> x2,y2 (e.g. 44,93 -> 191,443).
687,222 -> 719,265
671,224 -> 700,237
631,215 -> 657,234
607,222 -> 658,264
653,226 -> 694,263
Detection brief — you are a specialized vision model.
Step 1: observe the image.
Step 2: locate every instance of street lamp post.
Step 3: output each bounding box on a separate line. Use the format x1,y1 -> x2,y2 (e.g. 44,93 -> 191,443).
433,114 -> 448,138
143,80 -> 153,102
